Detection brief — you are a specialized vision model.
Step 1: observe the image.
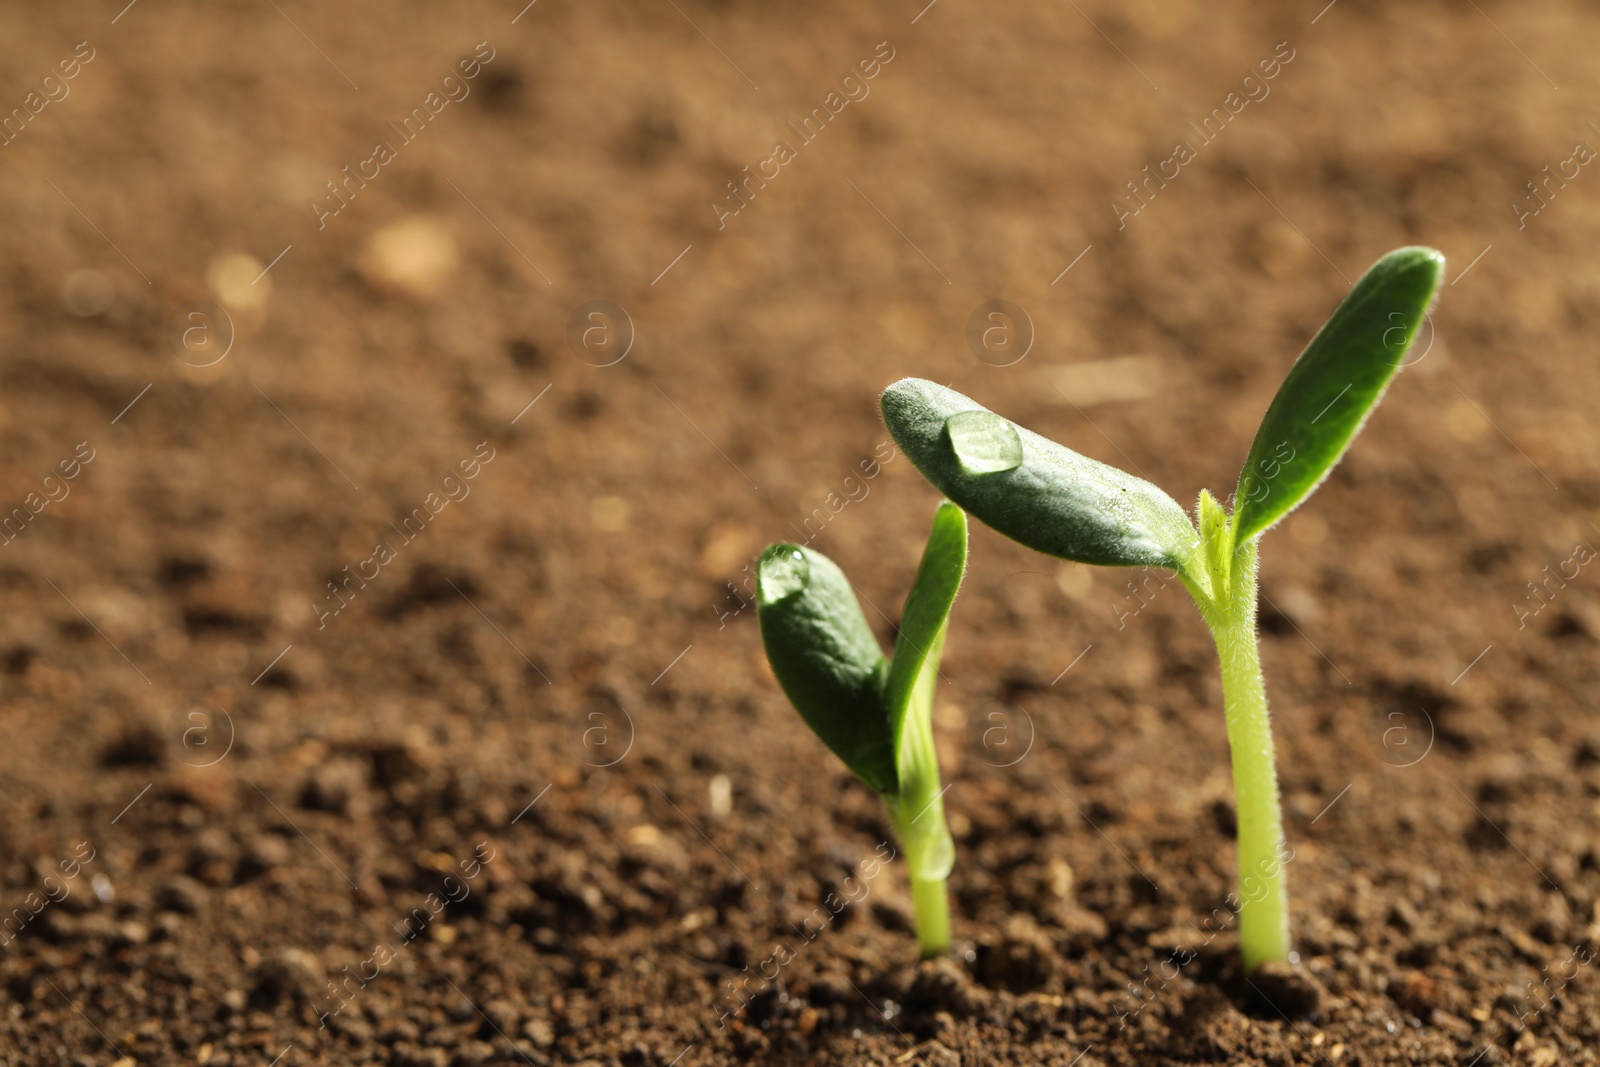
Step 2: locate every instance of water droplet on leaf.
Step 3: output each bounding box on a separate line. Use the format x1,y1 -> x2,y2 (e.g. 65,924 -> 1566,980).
757,546 -> 810,604
945,410 -> 1023,474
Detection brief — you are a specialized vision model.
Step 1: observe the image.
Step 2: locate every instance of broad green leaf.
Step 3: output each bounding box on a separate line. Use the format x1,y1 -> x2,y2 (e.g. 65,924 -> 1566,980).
756,543 -> 896,793
883,502 -> 967,748
1231,246 -> 1444,544
880,379 -> 1197,572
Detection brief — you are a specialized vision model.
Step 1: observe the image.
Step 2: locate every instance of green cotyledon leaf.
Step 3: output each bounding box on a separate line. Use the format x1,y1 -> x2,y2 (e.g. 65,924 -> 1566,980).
880,379 -> 1199,574
883,502 -> 967,756
756,543 -> 896,793
1231,246 -> 1444,545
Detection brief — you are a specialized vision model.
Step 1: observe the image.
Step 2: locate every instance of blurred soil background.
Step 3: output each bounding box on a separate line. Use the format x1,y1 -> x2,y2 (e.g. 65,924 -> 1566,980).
1,0 -> 1599,1063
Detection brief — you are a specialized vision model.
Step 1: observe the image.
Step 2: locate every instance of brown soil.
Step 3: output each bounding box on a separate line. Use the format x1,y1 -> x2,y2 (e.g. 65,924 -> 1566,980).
2,0 -> 1598,1064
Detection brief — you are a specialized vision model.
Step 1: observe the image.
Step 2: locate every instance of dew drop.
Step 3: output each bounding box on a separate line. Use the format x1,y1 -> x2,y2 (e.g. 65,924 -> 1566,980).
945,410 -> 1023,474
757,546 -> 809,604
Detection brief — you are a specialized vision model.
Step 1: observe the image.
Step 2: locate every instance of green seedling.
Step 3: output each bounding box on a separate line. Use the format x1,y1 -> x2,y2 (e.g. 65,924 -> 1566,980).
880,247 -> 1444,971
756,501 -> 968,958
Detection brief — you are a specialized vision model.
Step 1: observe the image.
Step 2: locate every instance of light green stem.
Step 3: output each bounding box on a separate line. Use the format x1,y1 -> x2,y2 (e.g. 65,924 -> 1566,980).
889,639 -> 955,958
890,776 -> 952,957
889,755 -> 954,957
909,876 -> 951,955
1197,540 -> 1290,971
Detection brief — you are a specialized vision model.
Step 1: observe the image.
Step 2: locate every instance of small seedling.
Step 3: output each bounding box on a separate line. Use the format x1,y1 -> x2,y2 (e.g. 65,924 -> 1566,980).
756,501 -> 968,958
880,247 -> 1444,971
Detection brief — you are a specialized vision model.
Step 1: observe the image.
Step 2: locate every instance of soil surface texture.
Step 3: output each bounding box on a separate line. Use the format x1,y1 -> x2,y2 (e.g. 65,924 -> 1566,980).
1,1 -> 1598,1064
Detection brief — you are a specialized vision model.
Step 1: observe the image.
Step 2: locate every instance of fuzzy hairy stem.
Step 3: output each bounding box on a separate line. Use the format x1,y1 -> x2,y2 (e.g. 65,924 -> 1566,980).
1200,540 -> 1290,970
1179,497 -> 1290,972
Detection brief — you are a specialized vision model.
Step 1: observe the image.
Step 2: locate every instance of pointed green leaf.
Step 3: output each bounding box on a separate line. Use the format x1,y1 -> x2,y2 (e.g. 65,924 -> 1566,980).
883,502 -> 967,746
880,379 -> 1198,572
1231,246 -> 1444,544
756,543 -> 896,793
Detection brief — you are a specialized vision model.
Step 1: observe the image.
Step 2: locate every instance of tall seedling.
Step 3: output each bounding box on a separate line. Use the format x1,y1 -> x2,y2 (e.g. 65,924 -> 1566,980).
880,248 -> 1443,970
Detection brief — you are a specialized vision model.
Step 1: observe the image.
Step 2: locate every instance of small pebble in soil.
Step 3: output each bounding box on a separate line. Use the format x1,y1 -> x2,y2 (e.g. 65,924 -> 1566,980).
357,217 -> 459,302
523,1019 -> 554,1047
251,947 -> 324,1002
206,252 -> 270,312
91,873 -> 113,903
158,875 -> 206,914
709,773 -> 732,819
